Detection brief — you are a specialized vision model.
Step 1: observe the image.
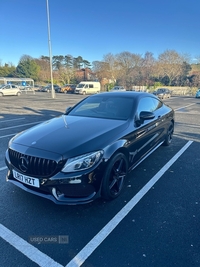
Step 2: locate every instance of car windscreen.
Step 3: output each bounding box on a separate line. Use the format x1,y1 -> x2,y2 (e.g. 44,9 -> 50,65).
77,84 -> 85,88
68,96 -> 134,120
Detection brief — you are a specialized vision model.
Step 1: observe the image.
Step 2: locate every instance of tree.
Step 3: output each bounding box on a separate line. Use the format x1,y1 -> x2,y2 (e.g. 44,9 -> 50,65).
52,55 -> 64,70
116,51 -> 142,88
140,52 -> 156,87
82,59 -> 91,68
73,56 -> 84,69
156,50 -> 185,85
34,57 -> 51,82
15,55 -> 40,80
64,55 -> 73,68
57,67 -> 75,84
0,63 -> 16,77
172,61 -> 192,86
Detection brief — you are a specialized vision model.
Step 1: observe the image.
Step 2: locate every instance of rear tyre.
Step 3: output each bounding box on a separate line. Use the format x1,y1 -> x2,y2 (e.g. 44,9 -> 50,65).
0,92 -> 3,97
163,122 -> 174,146
101,153 -> 128,200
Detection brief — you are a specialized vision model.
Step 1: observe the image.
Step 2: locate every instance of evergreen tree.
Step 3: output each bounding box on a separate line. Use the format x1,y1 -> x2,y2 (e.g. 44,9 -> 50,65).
15,56 -> 40,81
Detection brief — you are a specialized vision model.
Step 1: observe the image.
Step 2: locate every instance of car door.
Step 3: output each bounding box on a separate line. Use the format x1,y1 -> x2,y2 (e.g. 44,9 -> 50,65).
88,84 -> 95,94
3,85 -> 12,95
128,96 -> 164,166
11,85 -> 18,95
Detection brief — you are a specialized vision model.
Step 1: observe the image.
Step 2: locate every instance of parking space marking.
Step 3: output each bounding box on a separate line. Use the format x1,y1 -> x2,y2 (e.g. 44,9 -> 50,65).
0,166 -> 7,171
0,224 -> 63,267
0,121 -> 43,131
175,103 -> 195,111
66,140 -> 193,267
0,118 -> 25,123
0,133 -> 16,139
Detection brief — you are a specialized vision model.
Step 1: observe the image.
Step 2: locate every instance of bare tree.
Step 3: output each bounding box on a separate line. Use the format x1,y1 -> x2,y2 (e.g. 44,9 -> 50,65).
102,53 -> 119,82
140,52 -> 156,87
156,50 -> 185,85
115,51 -> 142,88
57,67 -> 75,84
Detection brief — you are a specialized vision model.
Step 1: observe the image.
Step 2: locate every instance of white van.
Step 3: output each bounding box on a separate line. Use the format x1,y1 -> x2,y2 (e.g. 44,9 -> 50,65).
75,81 -> 101,95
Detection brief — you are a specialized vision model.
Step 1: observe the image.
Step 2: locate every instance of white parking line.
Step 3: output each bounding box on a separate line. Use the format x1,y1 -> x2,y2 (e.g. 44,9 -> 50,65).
0,118 -> 25,123
0,224 -> 63,267
0,121 -> 43,131
66,140 -> 193,267
0,141 -> 193,267
0,166 -> 7,171
175,103 -> 195,111
0,133 -> 16,139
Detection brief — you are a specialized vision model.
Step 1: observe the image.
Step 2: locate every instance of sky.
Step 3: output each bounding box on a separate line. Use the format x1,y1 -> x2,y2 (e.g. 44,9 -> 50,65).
0,0 -> 200,66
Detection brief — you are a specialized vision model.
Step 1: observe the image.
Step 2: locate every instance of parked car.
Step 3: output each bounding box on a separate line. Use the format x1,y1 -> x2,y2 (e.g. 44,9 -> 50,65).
195,88 -> 200,98
60,84 -> 76,94
153,88 -> 171,99
5,92 -> 174,205
0,84 -> 21,96
110,86 -> 126,92
41,85 -> 61,93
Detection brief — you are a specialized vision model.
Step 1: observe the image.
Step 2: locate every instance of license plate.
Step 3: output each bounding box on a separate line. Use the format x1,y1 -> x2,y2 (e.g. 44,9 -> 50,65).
13,170 -> 40,188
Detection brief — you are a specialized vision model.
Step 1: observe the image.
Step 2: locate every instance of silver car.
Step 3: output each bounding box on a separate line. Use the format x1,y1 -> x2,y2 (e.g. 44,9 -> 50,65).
110,86 -> 126,92
0,84 -> 21,96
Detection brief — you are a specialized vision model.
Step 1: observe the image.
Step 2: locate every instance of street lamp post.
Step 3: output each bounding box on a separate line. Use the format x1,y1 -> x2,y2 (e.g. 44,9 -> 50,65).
46,0 -> 55,99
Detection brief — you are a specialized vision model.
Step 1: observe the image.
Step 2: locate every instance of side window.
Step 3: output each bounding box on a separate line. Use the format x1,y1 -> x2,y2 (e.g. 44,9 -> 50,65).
151,98 -> 163,110
137,97 -> 156,115
89,84 -> 94,88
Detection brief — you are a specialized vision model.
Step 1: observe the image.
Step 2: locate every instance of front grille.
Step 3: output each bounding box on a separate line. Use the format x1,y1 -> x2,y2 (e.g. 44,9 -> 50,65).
8,148 -> 65,178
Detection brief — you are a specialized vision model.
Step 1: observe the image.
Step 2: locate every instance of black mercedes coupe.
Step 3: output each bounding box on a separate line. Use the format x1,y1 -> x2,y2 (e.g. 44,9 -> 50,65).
5,92 -> 174,204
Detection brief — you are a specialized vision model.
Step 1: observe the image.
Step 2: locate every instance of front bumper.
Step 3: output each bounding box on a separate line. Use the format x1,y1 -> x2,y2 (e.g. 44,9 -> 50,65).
6,169 -> 101,205
5,151 -> 104,205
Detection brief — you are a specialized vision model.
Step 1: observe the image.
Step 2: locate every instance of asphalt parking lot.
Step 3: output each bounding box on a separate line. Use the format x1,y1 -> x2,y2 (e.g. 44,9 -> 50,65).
0,92 -> 200,267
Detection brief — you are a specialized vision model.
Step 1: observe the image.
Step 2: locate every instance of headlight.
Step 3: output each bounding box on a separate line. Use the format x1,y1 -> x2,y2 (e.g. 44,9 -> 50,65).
62,150 -> 103,173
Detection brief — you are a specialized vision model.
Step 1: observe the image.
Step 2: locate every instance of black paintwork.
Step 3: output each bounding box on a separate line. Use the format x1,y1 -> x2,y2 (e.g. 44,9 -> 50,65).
5,92 -> 174,204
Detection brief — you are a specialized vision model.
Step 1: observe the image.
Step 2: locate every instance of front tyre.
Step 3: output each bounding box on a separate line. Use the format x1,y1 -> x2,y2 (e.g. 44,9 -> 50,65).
102,153 -> 128,200
163,122 -> 174,146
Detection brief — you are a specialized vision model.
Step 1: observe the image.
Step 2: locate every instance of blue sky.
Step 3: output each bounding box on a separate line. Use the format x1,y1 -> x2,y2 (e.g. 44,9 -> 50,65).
0,0 -> 200,66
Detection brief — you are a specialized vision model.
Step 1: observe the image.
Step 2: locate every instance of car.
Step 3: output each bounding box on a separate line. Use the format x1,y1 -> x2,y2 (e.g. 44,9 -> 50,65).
0,84 -> 21,96
110,86 -> 126,92
60,84 -> 76,94
153,88 -> 171,99
5,92 -> 174,205
195,88 -> 200,98
41,85 -> 61,93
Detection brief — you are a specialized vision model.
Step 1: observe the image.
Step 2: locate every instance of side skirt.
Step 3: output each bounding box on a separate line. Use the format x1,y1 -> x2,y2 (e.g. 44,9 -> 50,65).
129,141 -> 164,172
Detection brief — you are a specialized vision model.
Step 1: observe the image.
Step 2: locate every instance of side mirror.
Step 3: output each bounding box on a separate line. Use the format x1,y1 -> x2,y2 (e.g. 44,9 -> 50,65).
64,107 -> 72,115
140,111 -> 155,120
136,111 -> 155,126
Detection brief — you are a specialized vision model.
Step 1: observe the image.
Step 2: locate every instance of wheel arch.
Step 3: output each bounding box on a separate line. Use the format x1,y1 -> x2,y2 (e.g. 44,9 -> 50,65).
103,139 -> 130,165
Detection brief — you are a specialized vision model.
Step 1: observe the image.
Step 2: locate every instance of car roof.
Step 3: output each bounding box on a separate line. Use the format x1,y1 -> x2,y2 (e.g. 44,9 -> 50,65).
89,91 -> 155,100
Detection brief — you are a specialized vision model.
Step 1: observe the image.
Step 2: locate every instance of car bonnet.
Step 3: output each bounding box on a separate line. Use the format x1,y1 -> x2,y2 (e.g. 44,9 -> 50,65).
11,115 -> 129,157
